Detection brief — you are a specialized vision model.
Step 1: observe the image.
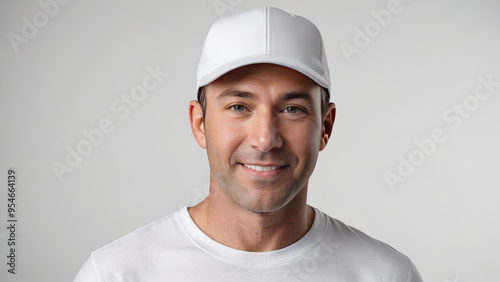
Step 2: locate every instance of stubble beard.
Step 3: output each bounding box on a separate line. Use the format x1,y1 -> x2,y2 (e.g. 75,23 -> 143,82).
210,153 -> 309,214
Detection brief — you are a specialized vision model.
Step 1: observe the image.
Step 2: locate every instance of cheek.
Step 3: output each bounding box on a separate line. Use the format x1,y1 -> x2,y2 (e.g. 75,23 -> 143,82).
206,119 -> 246,160
283,122 -> 321,161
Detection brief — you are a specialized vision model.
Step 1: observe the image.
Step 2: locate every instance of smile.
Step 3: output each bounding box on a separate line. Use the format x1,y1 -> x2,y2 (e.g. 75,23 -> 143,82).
243,164 -> 281,172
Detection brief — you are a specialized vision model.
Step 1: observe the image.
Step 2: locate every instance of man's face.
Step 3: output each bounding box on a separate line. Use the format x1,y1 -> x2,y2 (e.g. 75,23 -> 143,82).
194,63 -> 333,213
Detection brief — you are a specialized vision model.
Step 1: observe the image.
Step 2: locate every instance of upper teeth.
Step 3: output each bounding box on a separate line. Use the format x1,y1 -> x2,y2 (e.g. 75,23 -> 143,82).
244,164 -> 280,172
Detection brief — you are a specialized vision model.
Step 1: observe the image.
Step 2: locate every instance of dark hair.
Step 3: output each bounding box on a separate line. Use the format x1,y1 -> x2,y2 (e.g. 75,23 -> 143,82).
197,86 -> 331,119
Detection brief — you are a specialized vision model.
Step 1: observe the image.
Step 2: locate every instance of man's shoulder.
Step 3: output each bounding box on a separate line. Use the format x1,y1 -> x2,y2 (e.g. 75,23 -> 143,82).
316,209 -> 421,280
321,210 -> 410,260
75,208 -> 198,281
91,208 -> 185,260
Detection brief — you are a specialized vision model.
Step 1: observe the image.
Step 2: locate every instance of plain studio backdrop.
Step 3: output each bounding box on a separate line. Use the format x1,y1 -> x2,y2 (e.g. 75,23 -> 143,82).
1,0 -> 499,281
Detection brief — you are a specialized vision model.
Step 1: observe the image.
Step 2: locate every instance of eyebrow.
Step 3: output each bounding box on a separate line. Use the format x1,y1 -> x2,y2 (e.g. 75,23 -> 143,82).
216,89 -> 314,104
279,92 -> 314,104
216,89 -> 257,101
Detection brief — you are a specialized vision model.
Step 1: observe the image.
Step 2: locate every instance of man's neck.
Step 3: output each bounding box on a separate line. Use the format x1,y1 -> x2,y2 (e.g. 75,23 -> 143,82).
188,183 -> 314,252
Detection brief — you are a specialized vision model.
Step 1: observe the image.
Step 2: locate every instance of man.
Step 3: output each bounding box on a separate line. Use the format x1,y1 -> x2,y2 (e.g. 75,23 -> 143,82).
74,7 -> 422,281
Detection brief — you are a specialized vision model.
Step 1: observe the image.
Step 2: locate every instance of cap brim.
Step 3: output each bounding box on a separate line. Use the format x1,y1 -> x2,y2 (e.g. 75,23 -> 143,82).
197,55 -> 330,90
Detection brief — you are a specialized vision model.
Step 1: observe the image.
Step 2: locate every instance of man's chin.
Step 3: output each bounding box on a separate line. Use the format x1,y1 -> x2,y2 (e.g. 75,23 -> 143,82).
234,192 -> 295,214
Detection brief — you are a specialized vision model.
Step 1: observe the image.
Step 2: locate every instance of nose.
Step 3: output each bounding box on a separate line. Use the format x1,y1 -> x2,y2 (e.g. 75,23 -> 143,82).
247,109 -> 283,153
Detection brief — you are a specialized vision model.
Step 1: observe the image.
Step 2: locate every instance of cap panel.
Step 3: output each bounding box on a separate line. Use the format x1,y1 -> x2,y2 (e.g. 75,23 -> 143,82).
196,8 -> 267,87
268,9 -> 328,84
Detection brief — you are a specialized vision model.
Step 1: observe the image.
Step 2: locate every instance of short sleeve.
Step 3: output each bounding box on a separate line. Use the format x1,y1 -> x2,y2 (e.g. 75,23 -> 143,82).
407,260 -> 423,282
73,256 -> 100,282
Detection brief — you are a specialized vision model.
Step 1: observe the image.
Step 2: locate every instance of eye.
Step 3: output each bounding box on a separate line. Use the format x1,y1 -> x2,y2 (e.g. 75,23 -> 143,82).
283,106 -> 302,114
230,105 -> 245,112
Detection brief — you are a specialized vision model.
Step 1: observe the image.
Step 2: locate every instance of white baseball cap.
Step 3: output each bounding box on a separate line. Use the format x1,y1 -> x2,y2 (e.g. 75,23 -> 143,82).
196,6 -> 331,93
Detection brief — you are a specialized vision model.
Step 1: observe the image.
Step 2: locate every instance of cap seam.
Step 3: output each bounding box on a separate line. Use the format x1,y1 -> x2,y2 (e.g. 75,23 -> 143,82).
265,6 -> 270,54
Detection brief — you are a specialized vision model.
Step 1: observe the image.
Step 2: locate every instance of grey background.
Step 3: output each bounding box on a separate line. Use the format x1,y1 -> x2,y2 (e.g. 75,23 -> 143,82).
1,0 -> 499,281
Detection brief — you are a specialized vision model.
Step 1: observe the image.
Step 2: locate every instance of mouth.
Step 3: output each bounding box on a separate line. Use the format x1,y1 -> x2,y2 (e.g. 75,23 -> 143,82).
242,164 -> 285,172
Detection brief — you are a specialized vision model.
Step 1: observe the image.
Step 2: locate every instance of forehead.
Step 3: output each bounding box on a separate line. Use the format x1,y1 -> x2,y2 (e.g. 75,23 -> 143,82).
206,63 -> 319,95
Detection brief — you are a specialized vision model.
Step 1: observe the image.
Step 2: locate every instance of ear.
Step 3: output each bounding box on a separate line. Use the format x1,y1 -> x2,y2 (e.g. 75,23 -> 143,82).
319,102 -> 336,151
189,100 -> 206,149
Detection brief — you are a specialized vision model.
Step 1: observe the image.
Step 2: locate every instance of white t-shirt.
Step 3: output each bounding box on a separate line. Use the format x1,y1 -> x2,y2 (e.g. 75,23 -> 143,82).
74,207 -> 422,281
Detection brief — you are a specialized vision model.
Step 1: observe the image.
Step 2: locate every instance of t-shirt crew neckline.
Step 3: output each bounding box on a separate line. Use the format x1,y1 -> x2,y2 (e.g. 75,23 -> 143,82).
178,206 -> 328,268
